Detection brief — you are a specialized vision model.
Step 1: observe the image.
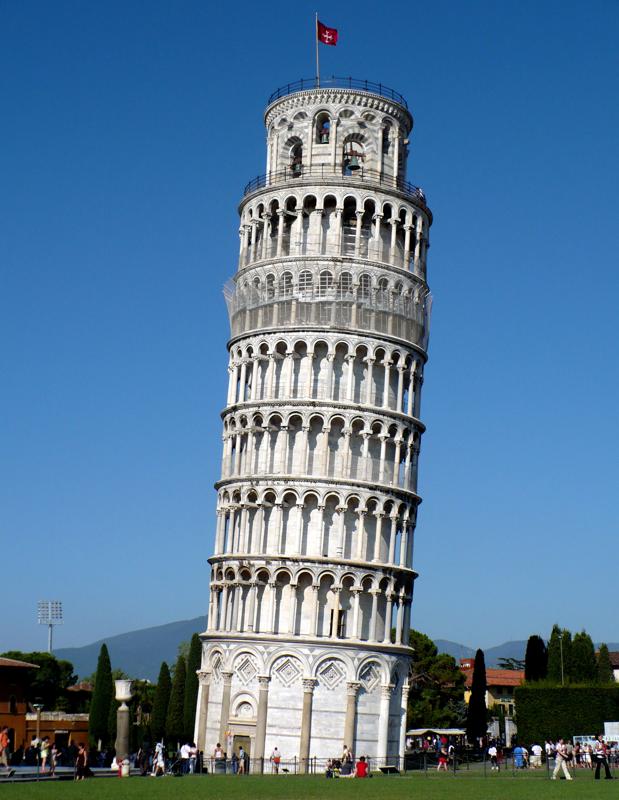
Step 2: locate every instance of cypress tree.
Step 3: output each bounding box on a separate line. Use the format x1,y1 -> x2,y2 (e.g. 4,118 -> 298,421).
151,662 -> 172,743
183,633 -> 201,741
547,624 -> 563,683
466,648 -> 487,744
597,644 -> 614,684
88,644 -> 114,748
571,631 -> 597,683
561,629 -> 573,682
166,656 -> 187,746
524,635 -> 548,682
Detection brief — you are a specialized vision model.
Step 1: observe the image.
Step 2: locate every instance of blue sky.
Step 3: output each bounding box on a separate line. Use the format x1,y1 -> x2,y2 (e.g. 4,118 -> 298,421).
2,0 -> 618,656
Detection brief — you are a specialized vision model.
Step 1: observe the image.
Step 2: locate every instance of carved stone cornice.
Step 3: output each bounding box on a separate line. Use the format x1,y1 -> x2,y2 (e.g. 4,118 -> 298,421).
265,89 -> 412,132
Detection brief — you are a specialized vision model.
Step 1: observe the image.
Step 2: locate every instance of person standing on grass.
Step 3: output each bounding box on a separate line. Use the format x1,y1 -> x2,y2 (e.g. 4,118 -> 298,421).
530,742 -> 543,768
270,747 -> 281,773
488,743 -> 499,771
0,727 -> 10,773
552,738 -> 573,780
593,734 -> 613,780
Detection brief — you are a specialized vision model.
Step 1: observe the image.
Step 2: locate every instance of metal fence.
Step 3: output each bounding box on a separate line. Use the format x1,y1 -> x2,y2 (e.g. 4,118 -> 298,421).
195,751 -> 619,779
267,77 -> 409,109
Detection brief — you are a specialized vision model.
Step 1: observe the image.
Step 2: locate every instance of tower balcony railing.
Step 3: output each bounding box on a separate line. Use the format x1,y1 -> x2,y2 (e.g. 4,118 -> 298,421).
243,164 -> 428,210
267,76 -> 409,109
224,284 -> 431,349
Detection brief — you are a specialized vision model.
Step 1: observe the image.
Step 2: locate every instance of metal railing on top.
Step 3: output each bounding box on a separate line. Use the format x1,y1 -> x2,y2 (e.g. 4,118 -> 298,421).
243,165 -> 428,208
267,77 -> 409,109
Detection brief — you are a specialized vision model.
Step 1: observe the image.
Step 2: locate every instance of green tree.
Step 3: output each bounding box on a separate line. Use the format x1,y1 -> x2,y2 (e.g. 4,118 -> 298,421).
547,624 -> 563,683
466,648 -> 487,743
183,633 -> 201,741
0,651 -> 77,708
88,644 -> 114,748
407,630 -> 466,729
524,635 -> 548,682
151,662 -> 172,743
571,631 -> 597,683
166,656 -> 186,745
561,630 -> 573,682
597,644 -> 614,684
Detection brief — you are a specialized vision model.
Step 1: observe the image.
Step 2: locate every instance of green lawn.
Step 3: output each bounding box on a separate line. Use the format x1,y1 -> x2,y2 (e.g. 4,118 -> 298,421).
2,773 -> 617,800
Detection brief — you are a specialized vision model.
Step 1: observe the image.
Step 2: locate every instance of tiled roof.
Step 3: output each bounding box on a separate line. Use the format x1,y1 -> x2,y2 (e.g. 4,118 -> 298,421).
0,657 -> 39,669
461,667 -> 525,688
608,652 -> 619,668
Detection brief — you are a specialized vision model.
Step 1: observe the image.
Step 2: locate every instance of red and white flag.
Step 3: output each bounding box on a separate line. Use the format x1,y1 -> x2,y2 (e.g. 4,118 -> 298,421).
317,20 -> 338,46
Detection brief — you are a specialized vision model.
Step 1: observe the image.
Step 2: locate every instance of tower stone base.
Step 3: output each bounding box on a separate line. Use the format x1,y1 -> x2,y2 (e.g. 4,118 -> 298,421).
196,637 -> 410,765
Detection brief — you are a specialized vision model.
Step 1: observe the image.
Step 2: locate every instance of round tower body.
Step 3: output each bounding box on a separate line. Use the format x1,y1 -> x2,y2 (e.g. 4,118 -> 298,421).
195,79 -> 432,769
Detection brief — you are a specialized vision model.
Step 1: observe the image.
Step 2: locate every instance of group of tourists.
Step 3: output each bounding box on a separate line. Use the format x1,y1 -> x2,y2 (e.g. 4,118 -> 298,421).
486,735 -> 616,780
325,745 -> 369,778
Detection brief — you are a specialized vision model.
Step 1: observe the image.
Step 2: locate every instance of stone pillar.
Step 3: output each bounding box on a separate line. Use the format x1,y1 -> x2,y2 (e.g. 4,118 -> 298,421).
351,588 -> 361,638
247,581 -> 257,631
388,515 -> 398,564
383,593 -> 394,643
276,209 -> 285,257
393,127 -> 400,188
355,510 -> 366,560
345,354 -> 355,400
403,223 -> 413,268
382,361 -> 391,408
373,513 -> 384,562
395,596 -> 404,645
399,682 -> 410,763
389,219 -> 398,265
219,671 -> 234,745
397,366 -> 405,412
254,676 -> 271,763
343,681 -> 361,753
195,670 -> 211,752
299,678 -> 317,772
354,210 -> 364,257
365,358 -> 374,405
377,684 -> 394,761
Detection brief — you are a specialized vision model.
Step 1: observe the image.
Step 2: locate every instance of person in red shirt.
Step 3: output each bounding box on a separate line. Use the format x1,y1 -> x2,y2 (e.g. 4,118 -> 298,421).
354,755 -> 368,778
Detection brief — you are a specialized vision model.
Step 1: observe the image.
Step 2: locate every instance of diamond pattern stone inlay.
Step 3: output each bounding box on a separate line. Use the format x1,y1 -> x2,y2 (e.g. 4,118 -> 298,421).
235,655 -> 257,685
359,662 -> 380,692
211,654 -> 222,682
272,656 -> 302,687
318,659 -> 346,690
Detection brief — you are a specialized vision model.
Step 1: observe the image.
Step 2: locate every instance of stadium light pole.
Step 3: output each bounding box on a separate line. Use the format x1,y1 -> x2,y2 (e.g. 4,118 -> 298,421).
37,601 -> 63,653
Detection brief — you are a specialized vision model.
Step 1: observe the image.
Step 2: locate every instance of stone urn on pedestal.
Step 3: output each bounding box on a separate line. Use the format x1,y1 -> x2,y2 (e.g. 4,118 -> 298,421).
114,679 -> 133,777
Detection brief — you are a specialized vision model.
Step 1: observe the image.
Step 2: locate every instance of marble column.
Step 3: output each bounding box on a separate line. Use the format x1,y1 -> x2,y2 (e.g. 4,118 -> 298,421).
299,678 -> 317,772
377,683 -> 394,761
399,682 -> 410,763
343,681 -> 361,752
195,670 -> 211,752
254,675 -> 271,764
219,671 -> 234,745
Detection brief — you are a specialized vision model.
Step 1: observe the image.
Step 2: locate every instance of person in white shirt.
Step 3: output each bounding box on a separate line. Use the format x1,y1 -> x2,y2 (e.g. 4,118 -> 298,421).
530,743 -> 543,768
552,739 -> 573,780
488,744 -> 499,771
180,742 -> 191,774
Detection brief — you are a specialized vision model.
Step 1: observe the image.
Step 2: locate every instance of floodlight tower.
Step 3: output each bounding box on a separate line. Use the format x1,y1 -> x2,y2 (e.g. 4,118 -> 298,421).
195,77 -> 432,769
37,600 -> 63,653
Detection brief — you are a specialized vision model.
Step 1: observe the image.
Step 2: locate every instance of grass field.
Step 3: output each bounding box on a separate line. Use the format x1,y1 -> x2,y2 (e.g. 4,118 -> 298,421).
2,772 -> 617,800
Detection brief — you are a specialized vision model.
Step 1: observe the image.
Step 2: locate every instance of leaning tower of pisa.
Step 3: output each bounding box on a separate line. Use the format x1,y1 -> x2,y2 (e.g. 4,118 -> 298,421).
194,77 -> 432,769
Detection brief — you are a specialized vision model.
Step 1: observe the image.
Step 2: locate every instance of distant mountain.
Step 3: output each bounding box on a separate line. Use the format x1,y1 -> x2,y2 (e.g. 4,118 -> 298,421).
55,618 -> 619,683
56,616 -> 206,681
434,640 -> 475,661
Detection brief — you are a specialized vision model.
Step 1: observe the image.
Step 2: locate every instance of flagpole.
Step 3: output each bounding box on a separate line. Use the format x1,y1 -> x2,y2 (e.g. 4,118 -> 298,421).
315,12 -> 320,88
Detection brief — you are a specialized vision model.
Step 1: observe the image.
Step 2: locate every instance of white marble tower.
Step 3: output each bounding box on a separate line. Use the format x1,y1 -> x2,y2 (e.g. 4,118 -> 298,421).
195,77 -> 432,769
